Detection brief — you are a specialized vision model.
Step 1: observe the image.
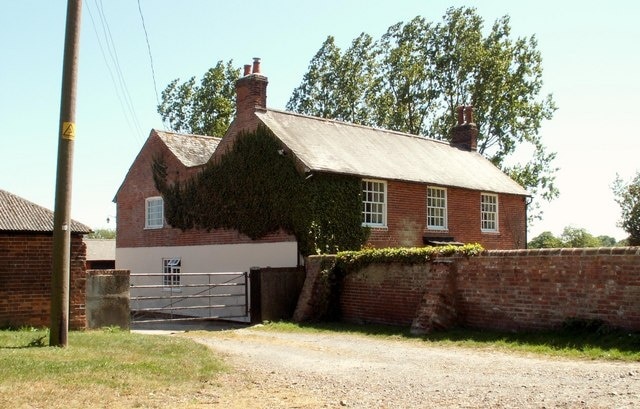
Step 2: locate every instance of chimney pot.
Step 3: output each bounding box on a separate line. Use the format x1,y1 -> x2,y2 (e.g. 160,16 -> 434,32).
243,64 -> 251,76
456,106 -> 464,125
252,57 -> 261,74
450,105 -> 478,151
464,106 -> 474,124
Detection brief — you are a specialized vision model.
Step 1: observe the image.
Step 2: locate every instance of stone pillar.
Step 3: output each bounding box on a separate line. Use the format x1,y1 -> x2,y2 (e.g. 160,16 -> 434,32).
86,269 -> 130,330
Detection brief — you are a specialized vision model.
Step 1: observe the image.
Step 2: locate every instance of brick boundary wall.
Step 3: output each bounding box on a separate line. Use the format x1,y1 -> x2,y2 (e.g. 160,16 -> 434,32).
0,233 -> 87,329
295,247 -> 640,332
453,247 -> 640,332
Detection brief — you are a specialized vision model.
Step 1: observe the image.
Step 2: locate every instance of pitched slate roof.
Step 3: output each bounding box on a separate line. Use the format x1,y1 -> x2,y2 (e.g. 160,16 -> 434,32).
155,130 -> 221,167
0,189 -> 92,233
256,109 -> 528,196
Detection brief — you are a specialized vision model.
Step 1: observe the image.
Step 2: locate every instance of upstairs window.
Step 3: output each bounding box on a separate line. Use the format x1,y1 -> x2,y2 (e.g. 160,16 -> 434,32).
162,257 -> 181,287
481,193 -> 499,232
427,187 -> 447,230
145,196 -> 164,229
362,179 -> 386,227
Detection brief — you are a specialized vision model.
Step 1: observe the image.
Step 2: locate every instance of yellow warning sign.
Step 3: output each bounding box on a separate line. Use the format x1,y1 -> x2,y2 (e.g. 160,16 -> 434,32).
62,122 -> 76,140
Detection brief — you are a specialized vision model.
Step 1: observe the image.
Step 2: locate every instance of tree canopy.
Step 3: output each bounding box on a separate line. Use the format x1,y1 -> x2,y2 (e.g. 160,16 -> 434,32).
86,228 -> 116,239
528,226 -> 621,249
287,7 -> 558,220
157,60 -> 239,136
612,171 -> 640,245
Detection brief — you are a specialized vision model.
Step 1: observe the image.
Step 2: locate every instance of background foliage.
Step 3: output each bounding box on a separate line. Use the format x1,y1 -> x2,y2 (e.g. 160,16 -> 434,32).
153,126 -> 369,255
157,60 -> 239,137
528,226 -> 624,248
287,7 -> 558,221
612,172 -> 640,246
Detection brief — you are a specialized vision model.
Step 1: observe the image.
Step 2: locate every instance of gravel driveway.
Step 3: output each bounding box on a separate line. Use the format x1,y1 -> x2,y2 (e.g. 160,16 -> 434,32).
179,327 -> 640,408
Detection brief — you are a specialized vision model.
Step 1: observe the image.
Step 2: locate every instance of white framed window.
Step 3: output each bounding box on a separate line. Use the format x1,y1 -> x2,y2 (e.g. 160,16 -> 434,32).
481,193 -> 499,232
162,258 -> 181,288
362,179 -> 387,227
427,187 -> 447,230
145,196 -> 164,229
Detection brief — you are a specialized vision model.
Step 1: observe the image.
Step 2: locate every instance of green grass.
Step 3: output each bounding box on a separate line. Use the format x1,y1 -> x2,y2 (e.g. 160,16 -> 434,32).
0,327 -> 226,408
256,321 -> 640,361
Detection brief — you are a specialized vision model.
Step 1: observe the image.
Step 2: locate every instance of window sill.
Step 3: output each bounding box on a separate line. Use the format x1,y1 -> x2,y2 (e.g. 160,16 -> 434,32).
364,225 -> 388,230
144,225 -> 164,230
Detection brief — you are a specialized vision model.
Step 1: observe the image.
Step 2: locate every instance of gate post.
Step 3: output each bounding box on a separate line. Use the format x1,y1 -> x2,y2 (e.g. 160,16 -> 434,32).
249,267 -> 262,324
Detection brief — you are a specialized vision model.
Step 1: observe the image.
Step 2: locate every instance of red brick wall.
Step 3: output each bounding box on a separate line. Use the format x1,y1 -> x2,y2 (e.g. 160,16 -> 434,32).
455,248 -> 640,331
0,233 -> 86,329
116,131 -> 295,248
367,181 -> 526,250
329,248 -> 640,332
339,263 -> 433,326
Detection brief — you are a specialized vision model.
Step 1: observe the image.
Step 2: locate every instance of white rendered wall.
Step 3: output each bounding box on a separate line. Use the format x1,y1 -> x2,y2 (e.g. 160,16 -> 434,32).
117,241 -> 298,321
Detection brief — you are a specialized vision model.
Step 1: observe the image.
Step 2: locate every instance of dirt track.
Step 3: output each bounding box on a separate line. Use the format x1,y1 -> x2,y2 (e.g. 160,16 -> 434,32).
180,327 -> 640,408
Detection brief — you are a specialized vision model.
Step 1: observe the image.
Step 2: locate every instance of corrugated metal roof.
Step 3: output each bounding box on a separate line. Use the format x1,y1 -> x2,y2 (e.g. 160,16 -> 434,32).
0,189 -> 92,233
257,109 -> 528,196
156,130 -> 221,167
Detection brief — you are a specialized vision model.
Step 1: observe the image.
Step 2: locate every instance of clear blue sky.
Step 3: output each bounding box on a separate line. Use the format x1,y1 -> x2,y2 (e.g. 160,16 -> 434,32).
2,1 -> 638,241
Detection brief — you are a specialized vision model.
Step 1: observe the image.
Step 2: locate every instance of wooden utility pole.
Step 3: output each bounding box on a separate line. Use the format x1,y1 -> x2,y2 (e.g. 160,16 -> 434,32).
50,0 -> 82,347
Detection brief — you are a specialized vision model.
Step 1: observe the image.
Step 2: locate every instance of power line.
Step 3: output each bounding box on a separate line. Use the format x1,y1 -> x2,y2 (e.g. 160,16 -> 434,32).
137,0 -> 161,109
96,0 -> 145,138
85,0 -> 145,144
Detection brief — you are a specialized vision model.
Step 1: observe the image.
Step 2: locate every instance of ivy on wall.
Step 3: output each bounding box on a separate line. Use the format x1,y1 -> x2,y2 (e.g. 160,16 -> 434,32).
152,125 -> 369,255
335,243 -> 485,273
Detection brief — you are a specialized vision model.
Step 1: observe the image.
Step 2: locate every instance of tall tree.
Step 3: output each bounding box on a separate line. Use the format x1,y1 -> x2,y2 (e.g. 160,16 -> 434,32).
157,60 -> 239,136
287,34 -> 377,125
287,7 -> 558,219
612,172 -> 640,245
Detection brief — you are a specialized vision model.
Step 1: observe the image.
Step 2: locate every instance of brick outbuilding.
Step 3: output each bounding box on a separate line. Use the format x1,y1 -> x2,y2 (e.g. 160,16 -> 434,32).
0,189 -> 91,329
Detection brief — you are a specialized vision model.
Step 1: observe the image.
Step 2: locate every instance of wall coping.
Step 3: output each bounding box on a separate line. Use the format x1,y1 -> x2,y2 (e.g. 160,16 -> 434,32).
485,246 -> 640,257
87,269 -> 130,277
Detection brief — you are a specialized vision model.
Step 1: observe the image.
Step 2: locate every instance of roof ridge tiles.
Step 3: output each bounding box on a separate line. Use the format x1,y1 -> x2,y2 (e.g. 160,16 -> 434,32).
264,108 -> 450,146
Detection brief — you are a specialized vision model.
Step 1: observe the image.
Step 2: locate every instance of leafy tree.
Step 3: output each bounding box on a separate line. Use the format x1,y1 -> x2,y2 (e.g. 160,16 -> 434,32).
528,231 -> 562,248
87,228 -> 116,239
560,226 -> 600,248
612,172 -> 640,245
287,7 -> 558,220
528,227 -> 619,248
157,60 -> 239,136
288,33 -> 378,125
596,235 -> 617,247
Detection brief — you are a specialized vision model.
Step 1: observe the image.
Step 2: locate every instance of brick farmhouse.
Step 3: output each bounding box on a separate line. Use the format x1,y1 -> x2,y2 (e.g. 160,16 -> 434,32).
115,59 -> 528,290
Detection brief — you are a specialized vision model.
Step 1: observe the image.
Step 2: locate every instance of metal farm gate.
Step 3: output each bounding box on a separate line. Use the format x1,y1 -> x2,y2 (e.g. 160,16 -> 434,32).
130,271 -> 248,323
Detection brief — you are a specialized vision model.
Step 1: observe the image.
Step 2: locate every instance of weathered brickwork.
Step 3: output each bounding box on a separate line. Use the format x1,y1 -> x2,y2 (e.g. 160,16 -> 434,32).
367,180 -> 527,250
300,248 -> 640,332
0,233 -> 86,329
455,248 -> 640,331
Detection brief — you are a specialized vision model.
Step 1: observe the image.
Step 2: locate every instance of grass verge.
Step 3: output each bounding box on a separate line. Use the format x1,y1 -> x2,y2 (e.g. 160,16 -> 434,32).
0,327 -> 226,408
255,321 -> 640,361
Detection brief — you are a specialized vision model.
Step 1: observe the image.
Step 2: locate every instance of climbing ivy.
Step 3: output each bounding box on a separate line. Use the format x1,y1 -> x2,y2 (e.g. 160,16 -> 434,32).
335,243 -> 485,273
152,125 -> 369,255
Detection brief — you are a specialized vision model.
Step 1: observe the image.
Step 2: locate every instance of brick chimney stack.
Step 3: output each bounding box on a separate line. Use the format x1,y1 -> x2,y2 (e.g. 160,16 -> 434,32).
235,57 -> 268,122
450,105 -> 478,151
